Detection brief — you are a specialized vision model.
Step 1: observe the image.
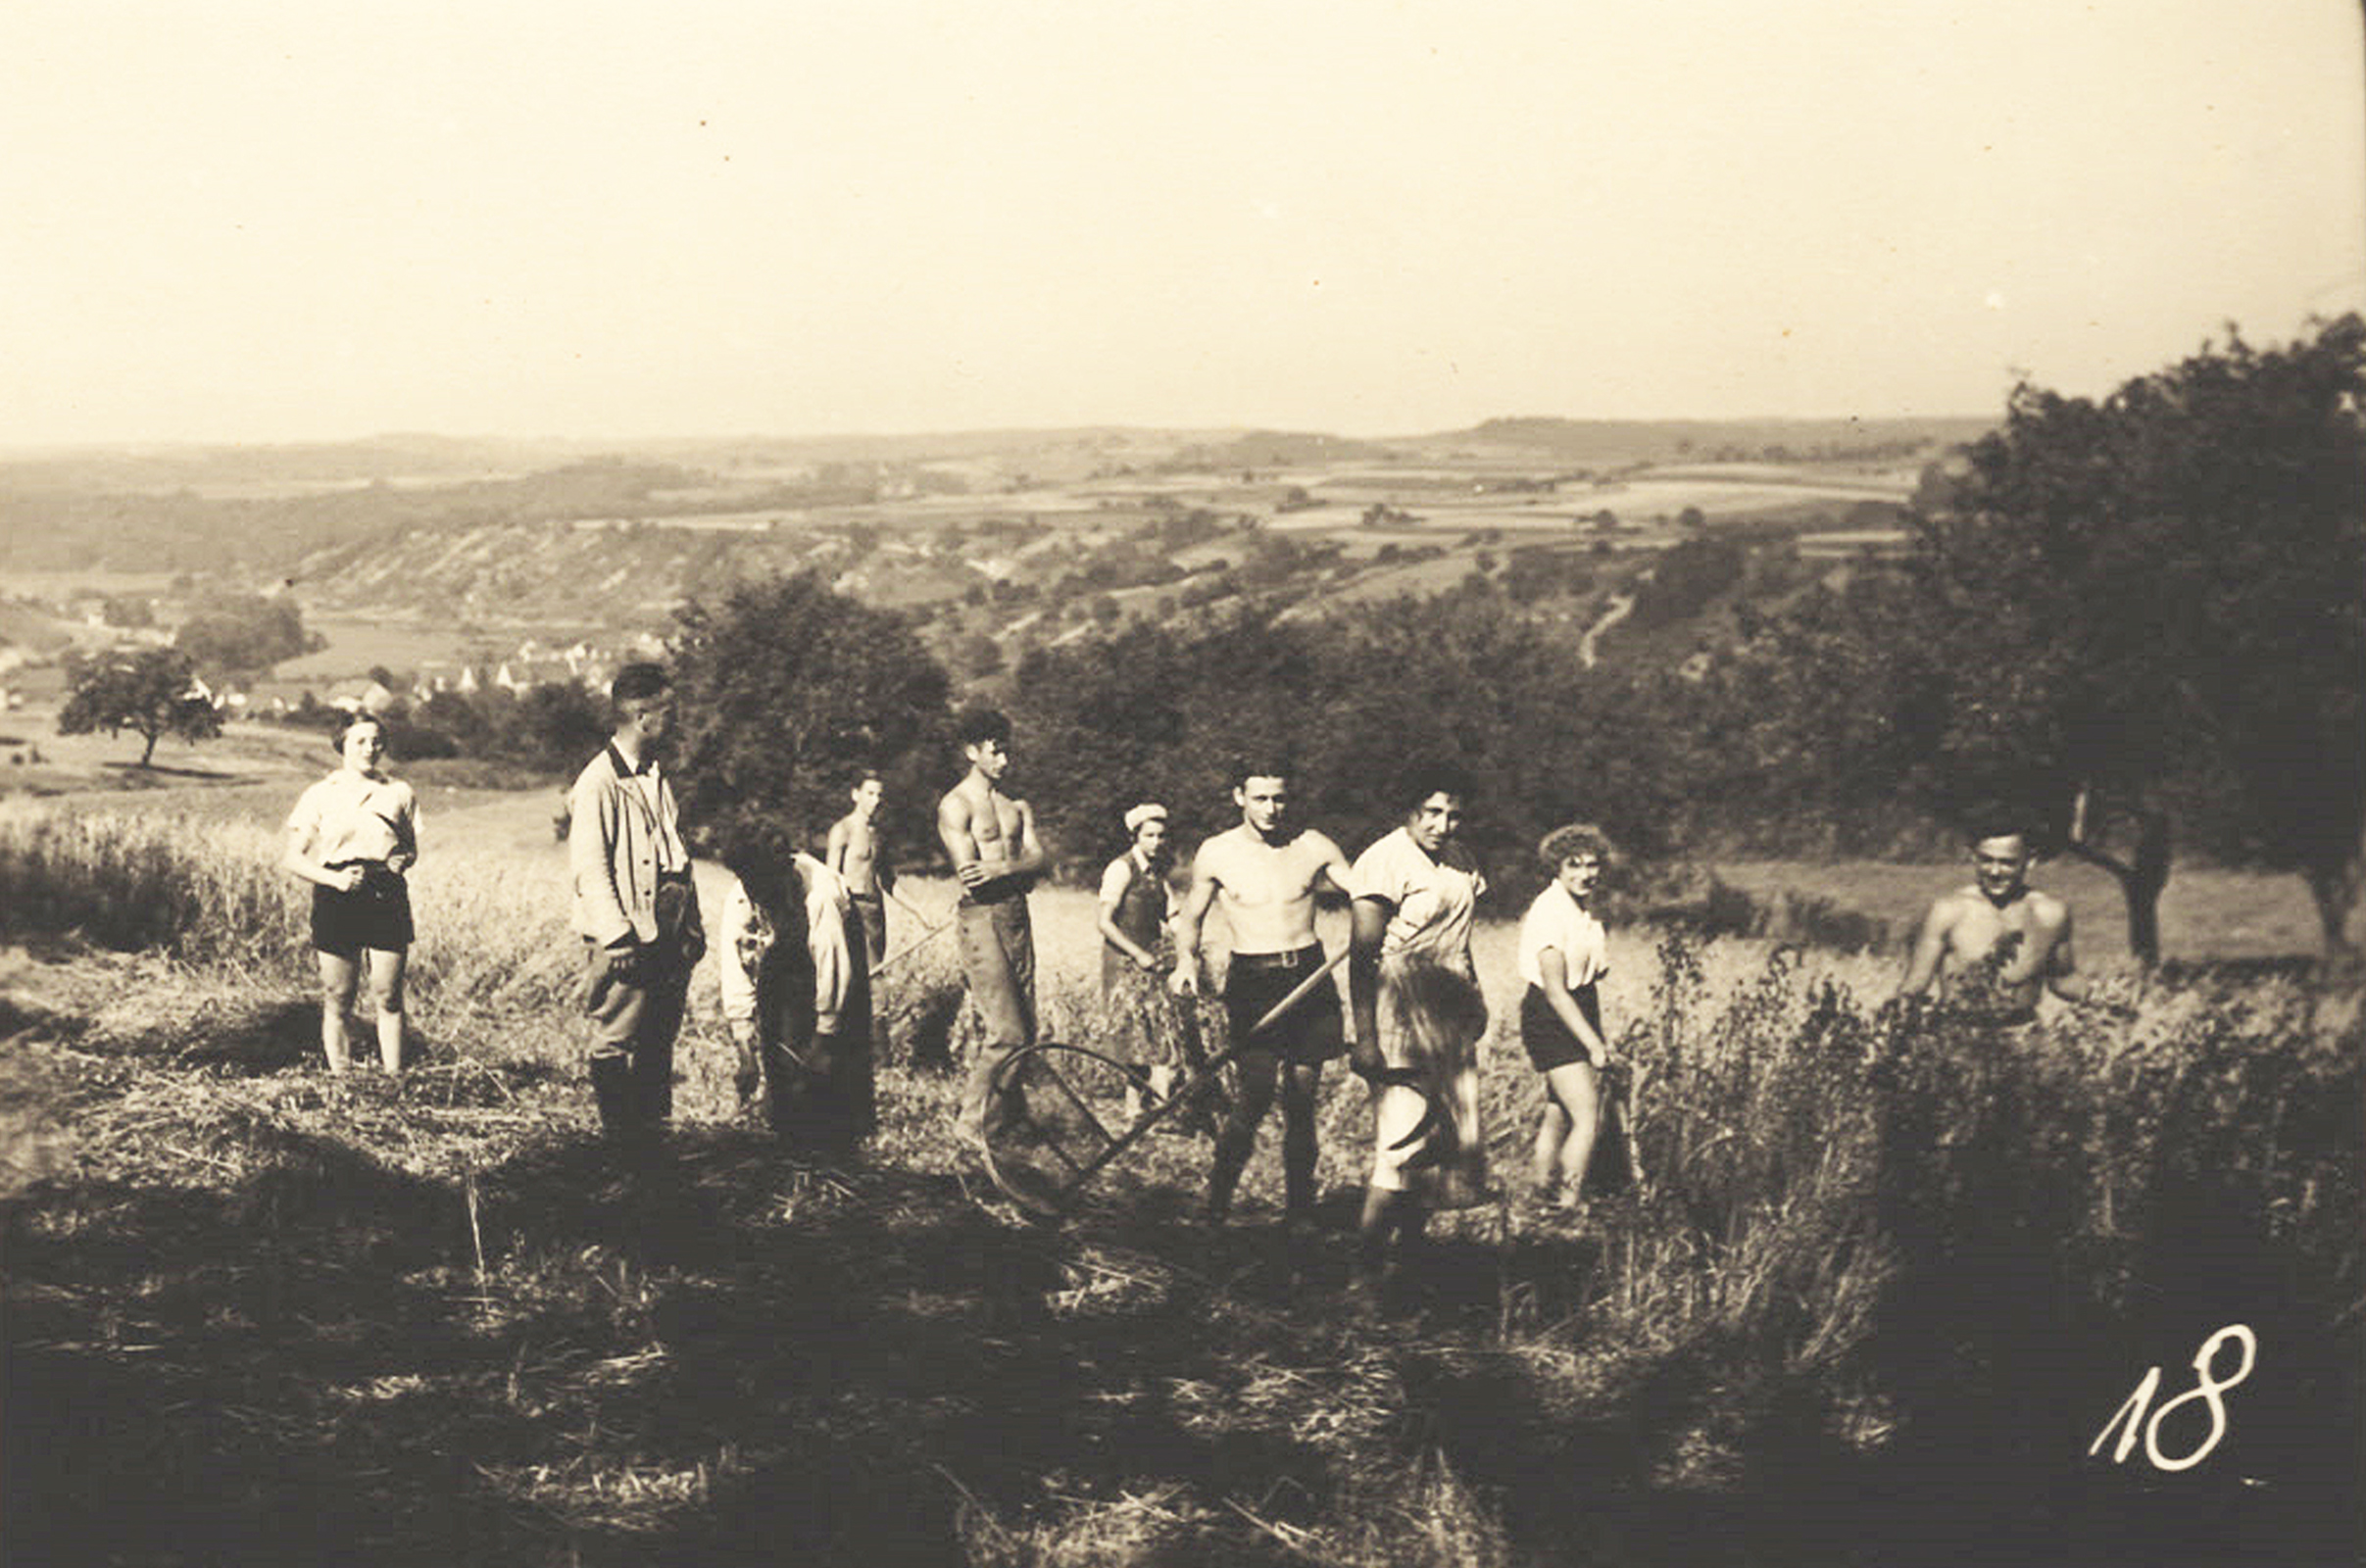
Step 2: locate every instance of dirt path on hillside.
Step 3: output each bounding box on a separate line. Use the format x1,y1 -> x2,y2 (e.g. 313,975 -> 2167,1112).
1579,592 -> 1634,667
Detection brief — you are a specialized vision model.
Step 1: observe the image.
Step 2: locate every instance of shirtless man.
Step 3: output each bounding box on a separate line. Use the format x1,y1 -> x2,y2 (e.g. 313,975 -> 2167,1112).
826,772 -> 896,967
938,709 -> 1050,1145
1171,760 -> 1355,1226
1898,827 -> 2092,1022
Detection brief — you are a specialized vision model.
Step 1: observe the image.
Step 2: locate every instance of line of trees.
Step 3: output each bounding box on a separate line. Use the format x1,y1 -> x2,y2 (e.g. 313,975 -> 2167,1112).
647,318 -> 2362,963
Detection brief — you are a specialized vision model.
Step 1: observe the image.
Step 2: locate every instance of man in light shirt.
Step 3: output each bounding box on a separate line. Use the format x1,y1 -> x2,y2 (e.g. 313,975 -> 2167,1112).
568,662 -> 705,1147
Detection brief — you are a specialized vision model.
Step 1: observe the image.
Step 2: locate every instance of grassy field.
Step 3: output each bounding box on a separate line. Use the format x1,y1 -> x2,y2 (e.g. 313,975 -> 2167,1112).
1,783 -> 2359,1566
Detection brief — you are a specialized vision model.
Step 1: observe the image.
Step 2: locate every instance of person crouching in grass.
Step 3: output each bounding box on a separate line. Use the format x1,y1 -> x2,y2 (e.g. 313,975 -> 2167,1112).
717,837 -> 876,1159
282,711 -> 419,1075
1519,823 -> 1617,1214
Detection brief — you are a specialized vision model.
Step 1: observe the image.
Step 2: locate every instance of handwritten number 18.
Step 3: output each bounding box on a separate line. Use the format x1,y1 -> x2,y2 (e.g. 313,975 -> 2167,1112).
2089,1324 -> 2255,1472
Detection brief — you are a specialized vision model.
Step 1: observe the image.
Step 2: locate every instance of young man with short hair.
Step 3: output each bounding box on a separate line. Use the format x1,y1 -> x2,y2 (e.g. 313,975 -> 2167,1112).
938,709 -> 1050,1145
1170,760 -> 1355,1227
569,662 -> 706,1145
1898,826 -> 2091,1022
825,772 -> 896,968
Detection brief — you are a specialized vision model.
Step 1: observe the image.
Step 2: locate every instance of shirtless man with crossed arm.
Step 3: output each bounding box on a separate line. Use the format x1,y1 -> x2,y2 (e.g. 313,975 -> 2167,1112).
939,709 -> 1051,1146
1898,825 -> 2094,1022
1170,760 -> 1355,1228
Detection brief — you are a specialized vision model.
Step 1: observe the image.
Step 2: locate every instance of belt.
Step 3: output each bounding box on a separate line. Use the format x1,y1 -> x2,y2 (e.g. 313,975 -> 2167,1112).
1231,945 -> 1323,971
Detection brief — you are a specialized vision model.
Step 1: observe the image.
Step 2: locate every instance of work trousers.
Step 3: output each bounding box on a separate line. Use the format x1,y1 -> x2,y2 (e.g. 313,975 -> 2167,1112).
955,896 -> 1035,1139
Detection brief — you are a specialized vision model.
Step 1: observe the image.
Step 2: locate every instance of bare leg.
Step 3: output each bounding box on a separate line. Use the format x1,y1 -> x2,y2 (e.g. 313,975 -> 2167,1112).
1531,1099 -> 1571,1195
1278,1060 -> 1322,1220
1542,1061 -> 1602,1203
1208,1049 -> 1279,1220
317,950 -> 359,1072
365,947 -> 408,1073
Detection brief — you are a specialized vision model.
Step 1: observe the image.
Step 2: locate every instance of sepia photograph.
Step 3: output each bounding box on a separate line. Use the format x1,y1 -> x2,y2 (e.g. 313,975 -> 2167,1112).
2,3 -> 2360,1563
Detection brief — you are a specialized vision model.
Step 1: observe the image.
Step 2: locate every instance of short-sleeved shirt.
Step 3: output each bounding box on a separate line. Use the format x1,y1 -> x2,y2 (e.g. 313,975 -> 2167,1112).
287,769 -> 419,865
1517,882 -> 1607,993
1348,826 -> 1484,967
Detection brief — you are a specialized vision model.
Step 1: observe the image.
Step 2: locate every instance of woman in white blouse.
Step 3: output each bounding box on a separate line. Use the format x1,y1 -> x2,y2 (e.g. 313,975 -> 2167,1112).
1347,764 -> 1493,1283
1517,823 -> 1616,1209
282,712 -> 419,1073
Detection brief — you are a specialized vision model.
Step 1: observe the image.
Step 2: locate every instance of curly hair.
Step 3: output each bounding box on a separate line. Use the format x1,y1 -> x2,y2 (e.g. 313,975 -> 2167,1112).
1536,821 -> 1616,867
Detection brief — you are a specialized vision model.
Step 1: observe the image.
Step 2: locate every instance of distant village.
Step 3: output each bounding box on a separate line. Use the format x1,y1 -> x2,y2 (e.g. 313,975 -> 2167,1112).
291,633 -> 669,720
0,578 -> 664,722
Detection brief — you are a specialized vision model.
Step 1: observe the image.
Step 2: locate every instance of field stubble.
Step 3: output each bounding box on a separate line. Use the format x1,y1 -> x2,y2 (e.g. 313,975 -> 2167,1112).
0,802 -> 2358,1566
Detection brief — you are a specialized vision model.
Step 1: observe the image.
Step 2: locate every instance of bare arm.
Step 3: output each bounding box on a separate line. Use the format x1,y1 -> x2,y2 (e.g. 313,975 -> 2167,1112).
1004,799 -> 1050,879
824,817 -> 851,877
937,791 -> 985,889
1897,898 -> 1951,999
1311,834 -> 1356,903
1348,896 -> 1391,1077
1167,845 -> 1220,995
384,786 -> 419,875
2044,907 -> 2090,1003
1537,947 -> 1610,1064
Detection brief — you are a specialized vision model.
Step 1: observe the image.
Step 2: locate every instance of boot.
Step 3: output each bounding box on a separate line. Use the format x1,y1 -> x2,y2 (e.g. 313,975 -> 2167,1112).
589,1053 -> 641,1142
633,1047 -> 674,1128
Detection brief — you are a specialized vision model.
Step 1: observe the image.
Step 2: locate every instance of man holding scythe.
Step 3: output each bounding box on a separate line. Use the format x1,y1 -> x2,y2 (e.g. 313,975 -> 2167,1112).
1170,759 -> 1356,1228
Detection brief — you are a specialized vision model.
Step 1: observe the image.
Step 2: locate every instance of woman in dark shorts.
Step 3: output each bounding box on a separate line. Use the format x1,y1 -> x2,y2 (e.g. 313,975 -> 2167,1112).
282,712 -> 419,1073
1517,823 -> 1615,1210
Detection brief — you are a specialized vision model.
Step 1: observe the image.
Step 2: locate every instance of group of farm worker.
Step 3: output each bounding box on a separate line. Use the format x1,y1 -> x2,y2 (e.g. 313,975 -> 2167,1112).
282,662 -> 2094,1277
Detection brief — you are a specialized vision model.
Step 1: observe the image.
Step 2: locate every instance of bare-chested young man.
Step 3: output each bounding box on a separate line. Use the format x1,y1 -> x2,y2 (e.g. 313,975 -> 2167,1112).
938,709 -> 1050,1145
1898,827 -> 2092,1022
826,772 -> 896,969
1170,760 -> 1355,1226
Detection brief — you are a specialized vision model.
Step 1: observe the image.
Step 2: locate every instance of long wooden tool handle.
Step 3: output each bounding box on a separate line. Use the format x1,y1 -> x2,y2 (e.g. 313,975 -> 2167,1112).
871,916 -> 954,976
1245,946 -> 1350,1038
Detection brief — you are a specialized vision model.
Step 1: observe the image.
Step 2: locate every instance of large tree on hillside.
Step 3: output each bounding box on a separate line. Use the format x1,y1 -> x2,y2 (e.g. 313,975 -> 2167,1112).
668,573 -> 953,868
173,591 -> 319,676
57,647 -> 222,766
1911,315 -> 2366,962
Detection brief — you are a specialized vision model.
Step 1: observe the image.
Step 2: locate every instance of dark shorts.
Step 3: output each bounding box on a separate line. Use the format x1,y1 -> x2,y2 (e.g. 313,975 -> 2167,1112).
1520,983 -> 1602,1072
1223,946 -> 1344,1065
311,864 -> 414,956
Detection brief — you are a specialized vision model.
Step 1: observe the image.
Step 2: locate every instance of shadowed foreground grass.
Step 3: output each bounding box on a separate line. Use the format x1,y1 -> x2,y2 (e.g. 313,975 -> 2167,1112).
2,811 -> 2361,1565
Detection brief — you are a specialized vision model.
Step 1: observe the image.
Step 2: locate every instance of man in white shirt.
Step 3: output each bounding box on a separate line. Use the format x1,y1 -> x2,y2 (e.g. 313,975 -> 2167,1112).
568,663 -> 705,1147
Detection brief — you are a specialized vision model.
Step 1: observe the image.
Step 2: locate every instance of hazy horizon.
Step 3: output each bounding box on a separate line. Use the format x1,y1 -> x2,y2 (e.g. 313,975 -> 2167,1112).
0,411 -> 2007,460
5,0 -> 2359,448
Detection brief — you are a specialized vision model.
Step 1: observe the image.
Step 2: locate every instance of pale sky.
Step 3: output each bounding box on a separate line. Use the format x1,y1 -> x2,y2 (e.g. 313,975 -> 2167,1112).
2,0 -> 2360,446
